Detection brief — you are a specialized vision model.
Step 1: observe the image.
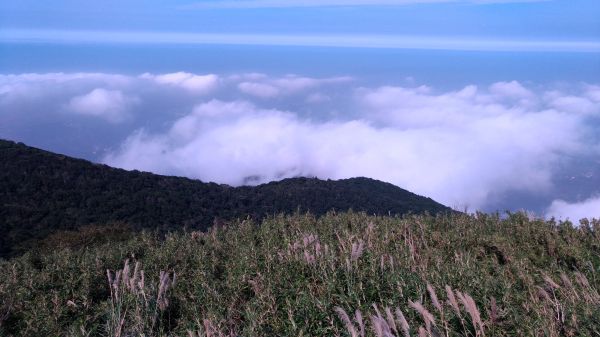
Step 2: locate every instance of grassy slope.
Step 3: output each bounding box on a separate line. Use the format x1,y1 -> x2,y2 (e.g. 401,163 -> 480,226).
1,212 -> 599,336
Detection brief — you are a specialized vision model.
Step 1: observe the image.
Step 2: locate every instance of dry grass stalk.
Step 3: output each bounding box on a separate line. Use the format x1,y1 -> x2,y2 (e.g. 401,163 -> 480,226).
456,291 -> 485,337
366,221 -> 376,248
204,318 -> 232,337
370,314 -> 395,337
445,286 -> 461,317
380,254 -> 396,273
543,274 -> 561,290
190,231 -> 202,240
537,286 -> 552,302
489,297 -> 499,326
370,315 -> 384,337
203,319 -> 217,337
573,272 -> 590,288
105,259 -> 176,336
335,307 -> 359,337
559,273 -> 575,292
370,304 -> 390,337
304,250 -> 316,265
351,239 -> 365,262
427,284 -> 442,314
426,284 -> 448,337
409,300 -> 435,332
395,308 -> 411,337
302,233 -> 317,247
355,309 -> 366,337
404,228 -> 418,264
157,270 -> 175,311
280,232 -> 329,265
372,303 -> 383,320
335,231 -> 348,253
573,272 -> 600,303
122,259 -> 143,293
385,306 -> 399,336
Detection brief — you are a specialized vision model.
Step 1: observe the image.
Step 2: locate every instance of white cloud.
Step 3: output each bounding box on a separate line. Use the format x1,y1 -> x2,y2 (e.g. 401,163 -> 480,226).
306,93 -> 331,103
546,196 -> 600,222
2,72 -> 599,214
489,81 -> 534,100
66,88 -> 138,123
585,85 -> 600,102
228,73 -> 268,81
140,72 -> 219,94
237,75 -> 352,98
546,94 -> 599,116
0,72 -> 130,85
272,75 -> 352,91
238,82 -> 281,98
105,100 -> 310,183
104,81 -> 598,210
0,72 -> 132,103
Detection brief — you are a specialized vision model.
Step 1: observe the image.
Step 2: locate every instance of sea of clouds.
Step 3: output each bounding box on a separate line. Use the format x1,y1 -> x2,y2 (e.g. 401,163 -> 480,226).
1,72 -> 599,220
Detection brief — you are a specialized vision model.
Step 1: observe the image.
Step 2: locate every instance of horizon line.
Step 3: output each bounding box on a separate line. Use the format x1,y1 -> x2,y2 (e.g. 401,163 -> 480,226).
2,29 -> 599,53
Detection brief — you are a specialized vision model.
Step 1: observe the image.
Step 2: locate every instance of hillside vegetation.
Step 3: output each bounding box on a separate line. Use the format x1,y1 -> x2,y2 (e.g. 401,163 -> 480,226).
1,212 -> 599,336
0,139 -> 449,258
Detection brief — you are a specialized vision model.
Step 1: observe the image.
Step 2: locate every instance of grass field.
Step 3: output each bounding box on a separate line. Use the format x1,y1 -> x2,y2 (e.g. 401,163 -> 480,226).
1,212 -> 599,336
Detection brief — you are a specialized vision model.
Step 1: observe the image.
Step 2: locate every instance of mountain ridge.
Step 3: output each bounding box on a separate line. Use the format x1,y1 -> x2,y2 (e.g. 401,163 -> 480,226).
0,139 -> 451,257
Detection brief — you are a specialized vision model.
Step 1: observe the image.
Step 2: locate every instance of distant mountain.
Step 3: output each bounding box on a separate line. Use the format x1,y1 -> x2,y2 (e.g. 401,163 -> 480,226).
0,139 -> 451,257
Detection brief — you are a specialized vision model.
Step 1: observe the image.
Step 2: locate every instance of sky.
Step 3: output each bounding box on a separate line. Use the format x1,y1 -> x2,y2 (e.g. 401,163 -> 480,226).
1,0 -> 600,220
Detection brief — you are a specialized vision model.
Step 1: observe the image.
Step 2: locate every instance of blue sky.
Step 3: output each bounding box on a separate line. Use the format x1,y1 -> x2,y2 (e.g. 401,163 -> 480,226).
1,0 -> 599,42
1,0 -> 600,219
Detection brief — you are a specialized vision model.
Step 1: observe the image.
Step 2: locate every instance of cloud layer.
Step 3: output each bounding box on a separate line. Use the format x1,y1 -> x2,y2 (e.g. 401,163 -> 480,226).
67,88 -> 139,123
140,72 -> 219,94
1,72 -> 599,218
547,197 -> 600,222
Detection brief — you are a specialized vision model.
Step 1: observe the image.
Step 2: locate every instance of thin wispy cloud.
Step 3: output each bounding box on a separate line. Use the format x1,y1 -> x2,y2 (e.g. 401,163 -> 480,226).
181,0 -> 550,9
2,29 -> 598,53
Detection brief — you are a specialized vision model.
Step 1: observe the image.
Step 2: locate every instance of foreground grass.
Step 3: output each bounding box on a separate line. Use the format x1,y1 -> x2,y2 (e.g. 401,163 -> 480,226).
1,212 -> 599,336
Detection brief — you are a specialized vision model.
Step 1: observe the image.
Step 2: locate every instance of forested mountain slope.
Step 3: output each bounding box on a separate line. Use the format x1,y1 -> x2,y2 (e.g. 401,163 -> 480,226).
0,139 -> 450,257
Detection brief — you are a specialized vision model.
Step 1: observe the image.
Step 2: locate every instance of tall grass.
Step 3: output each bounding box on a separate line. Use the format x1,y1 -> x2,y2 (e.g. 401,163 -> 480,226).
0,212 -> 599,336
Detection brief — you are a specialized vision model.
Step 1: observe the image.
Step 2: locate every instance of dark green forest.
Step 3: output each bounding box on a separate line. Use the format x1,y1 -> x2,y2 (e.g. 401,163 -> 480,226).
0,139 -> 449,258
